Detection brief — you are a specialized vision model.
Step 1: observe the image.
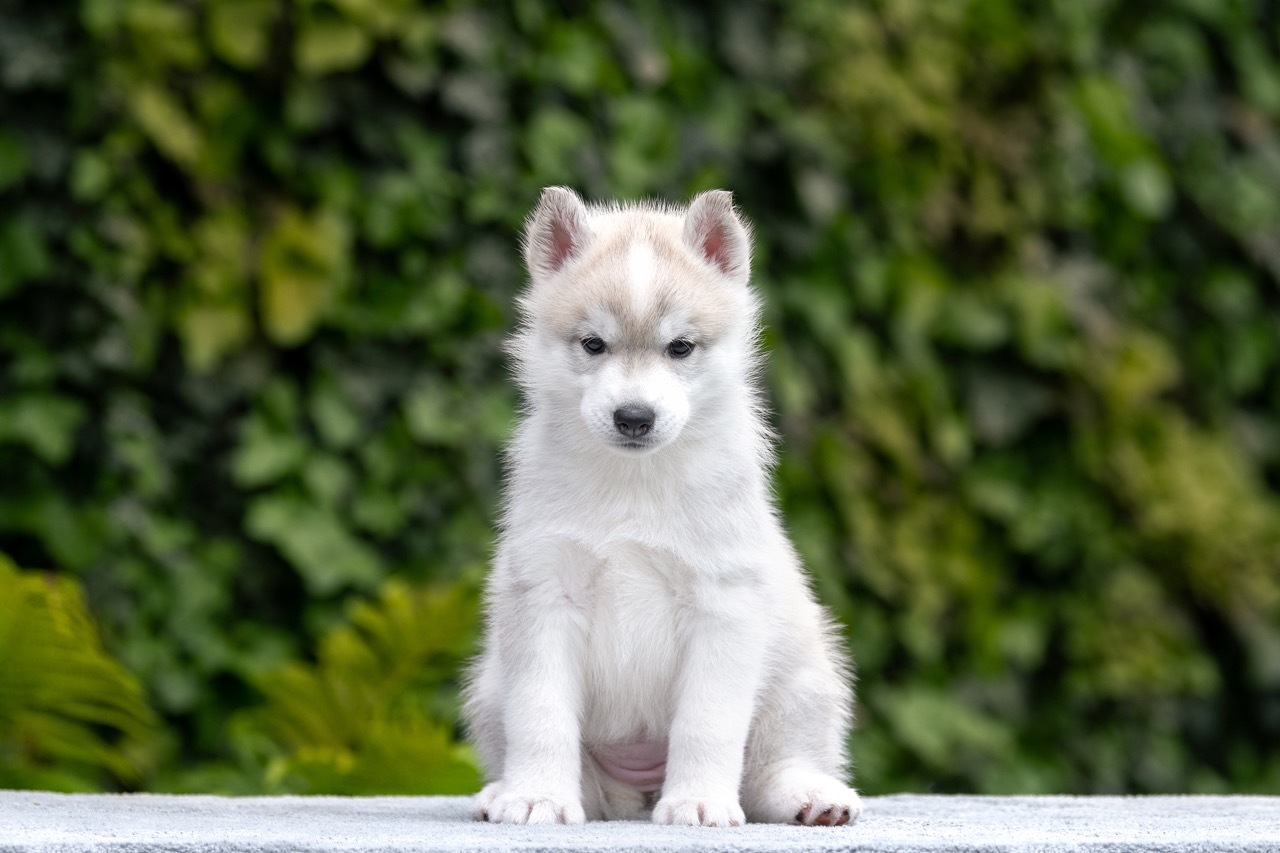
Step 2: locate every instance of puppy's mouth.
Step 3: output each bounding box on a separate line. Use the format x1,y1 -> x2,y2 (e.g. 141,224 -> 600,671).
607,434 -> 664,454
615,438 -> 657,451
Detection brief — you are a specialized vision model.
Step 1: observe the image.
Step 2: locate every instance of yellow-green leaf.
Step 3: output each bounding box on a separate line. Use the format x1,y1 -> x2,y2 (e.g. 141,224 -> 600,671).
295,19 -> 373,76
128,84 -> 204,169
259,208 -> 350,346
207,0 -> 277,69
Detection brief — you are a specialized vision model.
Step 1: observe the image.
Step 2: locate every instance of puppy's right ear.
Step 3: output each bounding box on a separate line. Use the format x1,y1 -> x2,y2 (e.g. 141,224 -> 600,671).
523,187 -> 592,280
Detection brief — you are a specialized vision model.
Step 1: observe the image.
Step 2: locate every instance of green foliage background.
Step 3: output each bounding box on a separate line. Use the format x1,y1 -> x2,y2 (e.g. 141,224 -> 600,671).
1,0 -> 1278,795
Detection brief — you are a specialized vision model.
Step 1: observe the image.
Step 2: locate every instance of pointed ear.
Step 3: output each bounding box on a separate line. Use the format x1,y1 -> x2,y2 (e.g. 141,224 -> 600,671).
522,186 -> 592,280
683,190 -> 751,283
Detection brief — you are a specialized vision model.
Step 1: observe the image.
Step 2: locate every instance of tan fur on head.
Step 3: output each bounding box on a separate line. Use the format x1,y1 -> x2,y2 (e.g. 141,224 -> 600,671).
518,196 -> 757,347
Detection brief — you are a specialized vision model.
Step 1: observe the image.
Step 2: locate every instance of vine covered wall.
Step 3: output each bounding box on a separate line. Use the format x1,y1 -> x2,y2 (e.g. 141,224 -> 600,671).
1,0 -> 1278,794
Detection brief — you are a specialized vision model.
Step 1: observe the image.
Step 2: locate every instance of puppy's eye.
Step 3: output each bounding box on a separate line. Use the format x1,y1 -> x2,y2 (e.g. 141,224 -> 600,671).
667,339 -> 695,359
581,336 -> 606,355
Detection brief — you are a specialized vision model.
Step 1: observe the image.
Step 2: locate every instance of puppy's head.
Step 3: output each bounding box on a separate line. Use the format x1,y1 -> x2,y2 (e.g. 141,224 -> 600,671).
511,187 -> 759,455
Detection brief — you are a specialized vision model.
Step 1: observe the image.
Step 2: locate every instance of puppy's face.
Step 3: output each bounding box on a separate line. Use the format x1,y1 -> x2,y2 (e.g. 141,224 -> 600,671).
566,246 -> 701,454
512,189 -> 757,455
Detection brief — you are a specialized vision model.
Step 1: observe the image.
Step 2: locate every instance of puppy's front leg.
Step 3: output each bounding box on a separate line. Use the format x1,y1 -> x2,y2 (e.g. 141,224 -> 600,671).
654,581 -> 767,827
485,556 -> 587,825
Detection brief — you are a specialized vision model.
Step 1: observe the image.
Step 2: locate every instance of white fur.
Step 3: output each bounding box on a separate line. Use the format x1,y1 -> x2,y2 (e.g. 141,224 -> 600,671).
463,188 -> 861,827
627,242 -> 656,314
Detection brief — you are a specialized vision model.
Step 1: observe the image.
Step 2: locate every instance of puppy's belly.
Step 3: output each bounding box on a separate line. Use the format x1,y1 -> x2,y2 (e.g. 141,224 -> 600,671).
589,740 -> 668,792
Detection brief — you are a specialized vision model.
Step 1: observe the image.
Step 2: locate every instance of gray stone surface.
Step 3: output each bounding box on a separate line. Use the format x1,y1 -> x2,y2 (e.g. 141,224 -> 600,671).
1,791 -> 1277,852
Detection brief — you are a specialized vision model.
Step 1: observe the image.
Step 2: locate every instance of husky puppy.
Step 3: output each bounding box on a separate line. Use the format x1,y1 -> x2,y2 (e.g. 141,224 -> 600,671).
463,188 -> 861,827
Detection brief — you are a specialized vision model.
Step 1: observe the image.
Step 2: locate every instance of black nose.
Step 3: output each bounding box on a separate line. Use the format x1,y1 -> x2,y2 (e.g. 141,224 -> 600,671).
613,405 -> 655,438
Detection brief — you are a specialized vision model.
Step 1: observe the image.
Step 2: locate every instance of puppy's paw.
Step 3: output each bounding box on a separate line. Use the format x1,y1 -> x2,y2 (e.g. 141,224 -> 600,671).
472,782 -> 503,821
652,796 -> 745,827
767,774 -> 861,826
478,785 -> 585,825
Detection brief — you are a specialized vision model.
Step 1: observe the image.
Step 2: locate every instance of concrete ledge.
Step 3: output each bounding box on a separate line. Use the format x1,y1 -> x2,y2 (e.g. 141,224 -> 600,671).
2,791 -> 1278,852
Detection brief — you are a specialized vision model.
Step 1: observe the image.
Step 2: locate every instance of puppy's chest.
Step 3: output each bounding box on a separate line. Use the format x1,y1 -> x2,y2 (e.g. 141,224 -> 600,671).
578,543 -> 688,737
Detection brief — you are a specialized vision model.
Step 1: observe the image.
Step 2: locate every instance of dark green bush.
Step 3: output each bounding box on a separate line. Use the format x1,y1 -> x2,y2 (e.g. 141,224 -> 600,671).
1,0 -> 1277,794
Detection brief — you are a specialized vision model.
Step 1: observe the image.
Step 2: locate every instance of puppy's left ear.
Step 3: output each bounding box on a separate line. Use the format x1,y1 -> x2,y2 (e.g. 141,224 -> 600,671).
683,190 -> 752,284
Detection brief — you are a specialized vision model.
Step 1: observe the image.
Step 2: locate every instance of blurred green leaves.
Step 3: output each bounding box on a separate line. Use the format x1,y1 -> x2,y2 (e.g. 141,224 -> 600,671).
1073,75 -> 1174,219
1,0 -> 1278,798
206,0 -> 277,69
246,494 -> 384,595
260,207 -> 351,347
0,217 -> 53,298
0,394 -> 86,465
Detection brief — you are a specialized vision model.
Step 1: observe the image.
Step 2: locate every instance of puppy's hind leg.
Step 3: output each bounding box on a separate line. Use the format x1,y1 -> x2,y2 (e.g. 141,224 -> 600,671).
462,648 -> 507,820
741,660 -> 862,826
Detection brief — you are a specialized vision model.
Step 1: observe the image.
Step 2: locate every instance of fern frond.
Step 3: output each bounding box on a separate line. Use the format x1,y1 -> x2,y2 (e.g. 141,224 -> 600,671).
0,553 -> 157,790
237,578 -> 480,794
